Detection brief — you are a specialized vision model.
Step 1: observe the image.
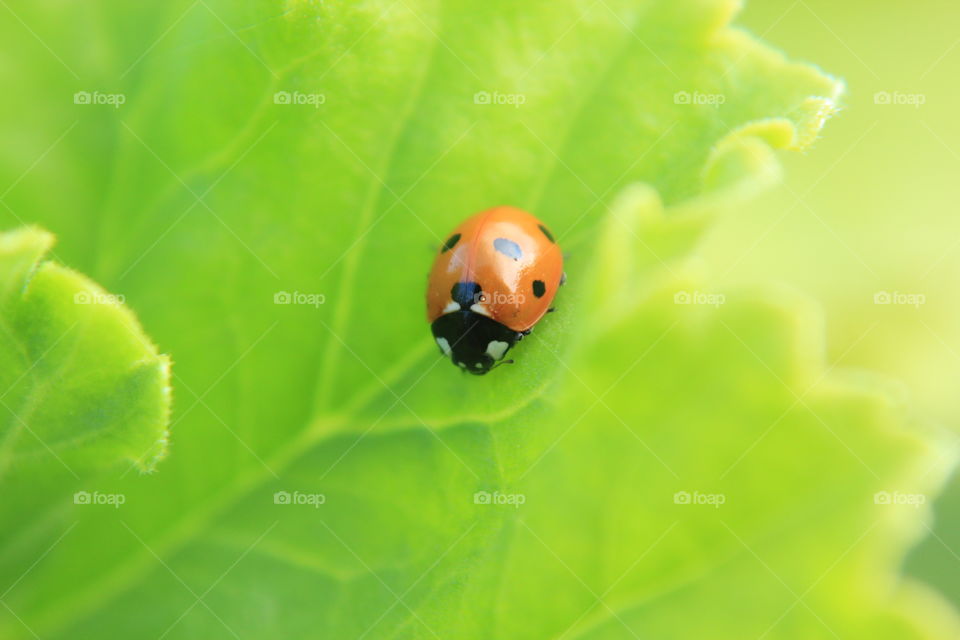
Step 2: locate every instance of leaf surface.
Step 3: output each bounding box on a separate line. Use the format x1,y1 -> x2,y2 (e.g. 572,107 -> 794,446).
0,1 -> 955,638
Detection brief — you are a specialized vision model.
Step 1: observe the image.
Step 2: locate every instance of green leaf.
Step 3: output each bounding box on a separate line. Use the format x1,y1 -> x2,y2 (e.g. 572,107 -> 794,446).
0,0 -> 955,638
0,226 -> 170,477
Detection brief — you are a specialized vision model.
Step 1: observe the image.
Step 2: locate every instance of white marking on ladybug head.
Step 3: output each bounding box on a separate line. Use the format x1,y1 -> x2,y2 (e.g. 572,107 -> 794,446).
443,301 -> 461,313
435,336 -> 451,356
470,303 -> 491,317
486,340 -> 509,361
457,361 -> 467,369
474,362 -> 483,369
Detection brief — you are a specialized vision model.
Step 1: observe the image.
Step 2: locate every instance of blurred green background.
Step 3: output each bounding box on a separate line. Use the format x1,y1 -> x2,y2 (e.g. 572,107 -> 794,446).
707,0 -> 960,605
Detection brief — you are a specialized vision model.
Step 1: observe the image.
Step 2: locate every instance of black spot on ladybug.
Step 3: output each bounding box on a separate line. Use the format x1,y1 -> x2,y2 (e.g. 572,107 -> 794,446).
538,224 -> 555,243
532,280 -> 546,298
441,233 -> 461,253
493,237 -> 522,261
451,282 -> 482,307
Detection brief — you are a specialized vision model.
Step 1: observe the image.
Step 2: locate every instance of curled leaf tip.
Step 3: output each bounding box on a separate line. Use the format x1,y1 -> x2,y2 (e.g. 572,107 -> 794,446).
0,225 -> 173,476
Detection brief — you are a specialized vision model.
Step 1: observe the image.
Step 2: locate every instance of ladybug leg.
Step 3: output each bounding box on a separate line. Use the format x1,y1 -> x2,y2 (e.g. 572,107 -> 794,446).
560,272 -> 567,286
516,329 -> 532,341
547,308 -> 556,313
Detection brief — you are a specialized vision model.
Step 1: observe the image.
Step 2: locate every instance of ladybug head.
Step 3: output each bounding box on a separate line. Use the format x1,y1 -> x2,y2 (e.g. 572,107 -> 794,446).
431,309 -> 519,375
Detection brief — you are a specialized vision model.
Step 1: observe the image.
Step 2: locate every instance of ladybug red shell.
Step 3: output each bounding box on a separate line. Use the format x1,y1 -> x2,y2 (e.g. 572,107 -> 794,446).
426,206 -> 565,374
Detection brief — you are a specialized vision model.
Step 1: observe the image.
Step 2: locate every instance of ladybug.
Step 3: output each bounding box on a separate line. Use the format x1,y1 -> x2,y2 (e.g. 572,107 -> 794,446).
426,206 -> 565,374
